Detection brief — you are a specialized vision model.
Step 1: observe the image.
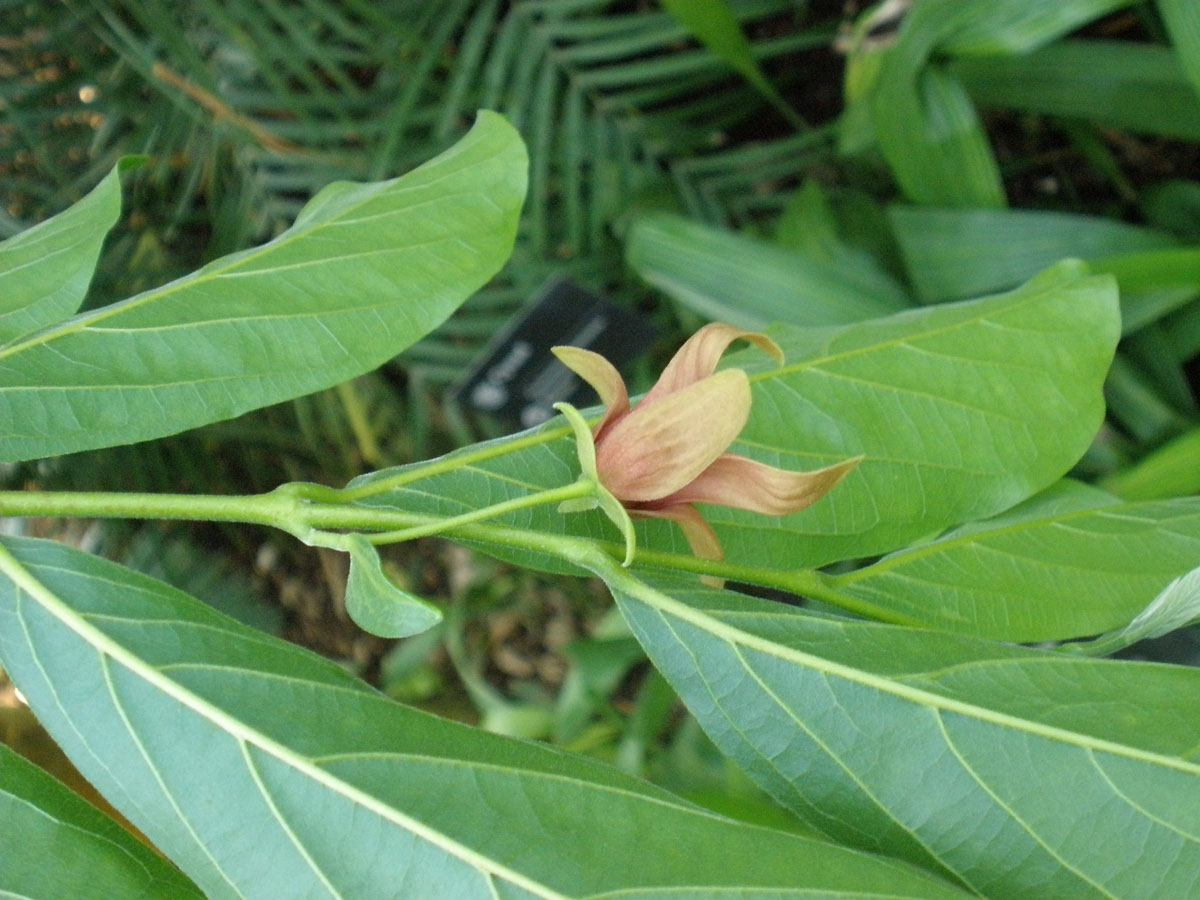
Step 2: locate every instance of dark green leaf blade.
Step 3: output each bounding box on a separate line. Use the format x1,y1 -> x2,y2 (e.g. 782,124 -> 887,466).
604,564 -> 1200,900
626,213 -> 910,329
953,40 -> 1200,141
658,0 -> 802,128
1161,0 -> 1200,100
889,205 -> 1175,303
0,112 -> 527,463
0,741 -> 204,900
0,158 -> 139,344
0,536 -> 975,900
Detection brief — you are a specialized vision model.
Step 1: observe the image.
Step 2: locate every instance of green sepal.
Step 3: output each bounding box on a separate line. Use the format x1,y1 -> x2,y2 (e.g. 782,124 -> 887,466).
554,402 -> 637,566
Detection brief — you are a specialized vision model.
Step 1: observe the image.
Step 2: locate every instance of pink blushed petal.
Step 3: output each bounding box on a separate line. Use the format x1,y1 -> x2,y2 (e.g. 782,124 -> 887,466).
596,369 -> 751,502
633,503 -> 725,563
552,345 -> 630,439
661,452 -> 862,515
644,323 -> 785,404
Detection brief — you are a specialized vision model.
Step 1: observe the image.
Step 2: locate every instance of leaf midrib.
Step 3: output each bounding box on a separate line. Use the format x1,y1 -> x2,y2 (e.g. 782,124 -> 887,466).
1,548 -> 569,900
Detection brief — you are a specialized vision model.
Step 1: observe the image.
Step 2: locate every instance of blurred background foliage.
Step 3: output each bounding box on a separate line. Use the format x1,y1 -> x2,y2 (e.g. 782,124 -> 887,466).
4,0 -> 1200,824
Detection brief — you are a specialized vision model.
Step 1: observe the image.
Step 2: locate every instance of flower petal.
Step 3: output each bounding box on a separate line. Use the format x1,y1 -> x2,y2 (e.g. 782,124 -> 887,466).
644,323 -> 784,403
632,502 -> 726,587
597,369 -> 751,502
660,452 -> 862,515
552,345 -> 630,439
632,502 -> 724,562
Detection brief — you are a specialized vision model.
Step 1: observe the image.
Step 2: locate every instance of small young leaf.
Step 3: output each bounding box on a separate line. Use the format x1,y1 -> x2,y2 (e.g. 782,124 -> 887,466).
1064,565 -> 1200,657
344,534 -> 441,638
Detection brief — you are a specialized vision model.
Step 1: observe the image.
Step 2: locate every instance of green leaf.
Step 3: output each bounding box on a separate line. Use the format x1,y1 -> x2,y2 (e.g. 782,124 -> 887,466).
952,40 -> 1200,141
1098,425 -> 1200,500
1064,564 -> 1200,657
933,0 -> 1134,55
0,157 -> 140,344
0,536 -> 975,900
658,0 -> 802,128
889,205 -> 1176,303
0,111 -> 527,463
825,482 -> 1200,641
603,564 -> 1200,900
1160,0 -> 1200,101
872,60 -> 1005,208
344,533 -> 442,638
0,741 -> 204,900
347,261 -> 1119,576
625,213 -> 910,329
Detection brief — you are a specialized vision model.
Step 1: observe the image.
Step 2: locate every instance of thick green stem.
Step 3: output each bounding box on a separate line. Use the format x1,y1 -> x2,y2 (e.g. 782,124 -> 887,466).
0,483 -> 912,624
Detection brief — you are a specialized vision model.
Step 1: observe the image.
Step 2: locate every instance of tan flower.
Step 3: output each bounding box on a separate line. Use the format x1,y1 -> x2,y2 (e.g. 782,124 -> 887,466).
553,323 -> 859,567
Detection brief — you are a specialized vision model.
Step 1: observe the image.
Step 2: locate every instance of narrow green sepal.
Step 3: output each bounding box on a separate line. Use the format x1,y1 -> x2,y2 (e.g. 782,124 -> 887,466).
554,402 -> 637,566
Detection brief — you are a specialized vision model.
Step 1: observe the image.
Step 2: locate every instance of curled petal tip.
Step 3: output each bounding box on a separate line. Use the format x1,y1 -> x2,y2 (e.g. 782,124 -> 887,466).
662,453 -> 861,516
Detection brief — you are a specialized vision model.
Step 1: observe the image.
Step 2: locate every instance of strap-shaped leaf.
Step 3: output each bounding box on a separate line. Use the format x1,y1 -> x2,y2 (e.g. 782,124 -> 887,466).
0,741 -> 204,899
825,483 -> 1200,641
952,40 -> 1200,142
0,111 -> 526,463
889,205 -> 1175,304
625,213 -> 910,329
604,565 -> 1200,900
0,536 -> 975,900
346,260 -> 1119,573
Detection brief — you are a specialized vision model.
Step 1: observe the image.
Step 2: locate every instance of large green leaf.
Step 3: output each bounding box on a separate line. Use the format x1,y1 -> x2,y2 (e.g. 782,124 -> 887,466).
603,564 -> 1200,900
0,111 -> 526,463
346,261 -> 1119,574
824,481 -> 1200,641
0,536 -> 974,900
0,158 -> 136,344
0,741 -> 204,899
